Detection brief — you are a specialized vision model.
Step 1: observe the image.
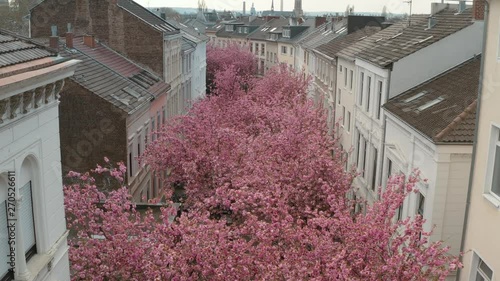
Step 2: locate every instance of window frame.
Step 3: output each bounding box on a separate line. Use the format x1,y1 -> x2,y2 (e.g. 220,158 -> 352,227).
359,72 -> 364,106
485,124 -> 500,205
470,252 -> 493,281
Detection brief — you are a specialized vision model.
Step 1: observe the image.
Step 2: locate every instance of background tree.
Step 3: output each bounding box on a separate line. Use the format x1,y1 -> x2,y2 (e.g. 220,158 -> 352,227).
65,56 -> 462,280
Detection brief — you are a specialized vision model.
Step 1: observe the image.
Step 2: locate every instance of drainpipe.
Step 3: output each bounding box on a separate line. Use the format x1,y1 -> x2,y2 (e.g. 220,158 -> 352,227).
456,1 -> 489,280
380,68 -> 391,195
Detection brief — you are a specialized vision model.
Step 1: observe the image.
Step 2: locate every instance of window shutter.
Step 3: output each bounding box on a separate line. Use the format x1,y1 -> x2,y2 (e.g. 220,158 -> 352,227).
0,201 -> 12,278
20,182 -> 36,256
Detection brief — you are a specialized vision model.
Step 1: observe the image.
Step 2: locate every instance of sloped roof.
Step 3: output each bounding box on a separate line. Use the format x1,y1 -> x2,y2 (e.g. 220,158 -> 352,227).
298,19 -> 348,50
384,56 -> 480,144
357,8 -> 474,68
0,31 -> 56,68
117,0 -> 178,34
73,39 -> 170,98
315,26 -> 381,59
216,17 -> 268,38
336,18 -> 427,61
247,18 -> 289,40
166,19 -> 209,42
276,18 -> 316,44
38,36 -> 171,114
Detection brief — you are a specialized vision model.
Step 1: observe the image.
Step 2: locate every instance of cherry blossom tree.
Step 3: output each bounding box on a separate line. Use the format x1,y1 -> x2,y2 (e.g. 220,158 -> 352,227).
64,63 -> 461,280
206,43 -> 256,95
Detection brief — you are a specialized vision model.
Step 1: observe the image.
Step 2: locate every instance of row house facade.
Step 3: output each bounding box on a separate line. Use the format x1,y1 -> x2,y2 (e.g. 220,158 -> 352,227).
30,0 -> 207,201
314,26 -> 382,132
247,18 -> 287,75
347,5 -> 483,207
383,57 -> 480,280
47,34 -> 171,203
460,0 -> 500,279
0,30 -> 79,281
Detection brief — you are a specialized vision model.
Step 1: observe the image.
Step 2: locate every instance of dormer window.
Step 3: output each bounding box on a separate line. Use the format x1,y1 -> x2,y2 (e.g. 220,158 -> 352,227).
225,25 -> 234,32
283,29 -> 291,38
270,34 -> 279,40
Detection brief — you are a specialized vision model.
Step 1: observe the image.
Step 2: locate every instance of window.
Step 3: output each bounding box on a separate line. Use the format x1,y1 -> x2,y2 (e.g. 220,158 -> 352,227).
20,181 -> 36,260
157,113 -> 161,131
339,65 -> 342,73
359,72 -> 364,106
361,139 -> 367,178
255,43 -> 259,55
366,76 -> 372,112
281,46 -> 287,54
376,81 -> 383,119
151,118 -> 155,140
338,89 -> 341,105
472,254 -> 493,281
0,200 -> 13,281
250,43 -> 253,53
387,159 -> 393,180
137,135 -> 141,157
396,205 -> 403,221
350,70 -> 354,90
487,125 -> 500,200
129,146 -> 133,177
346,111 -> 351,132
342,106 -> 345,126
162,107 -> 166,124
283,29 -> 291,38
355,130 -> 361,165
344,67 -> 348,87
261,44 -> 265,56
416,193 -> 425,217
225,25 -> 234,31
290,47 -> 294,56
360,137 -> 368,178
371,148 -> 378,190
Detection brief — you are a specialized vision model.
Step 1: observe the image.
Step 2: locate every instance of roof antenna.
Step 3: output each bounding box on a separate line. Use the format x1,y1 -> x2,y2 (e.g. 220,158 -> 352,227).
403,0 -> 413,26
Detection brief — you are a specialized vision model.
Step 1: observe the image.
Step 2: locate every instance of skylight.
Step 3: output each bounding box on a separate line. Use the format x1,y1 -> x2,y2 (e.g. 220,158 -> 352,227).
404,90 -> 428,103
335,26 -> 347,34
417,35 -> 434,44
417,96 -> 444,111
123,87 -> 143,100
390,32 -> 403,39
270,27 -> 277,32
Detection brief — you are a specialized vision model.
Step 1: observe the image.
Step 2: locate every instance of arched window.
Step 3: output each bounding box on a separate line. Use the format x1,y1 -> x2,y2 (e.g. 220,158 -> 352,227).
0,173 -> 14,281
19,157 -> 38,261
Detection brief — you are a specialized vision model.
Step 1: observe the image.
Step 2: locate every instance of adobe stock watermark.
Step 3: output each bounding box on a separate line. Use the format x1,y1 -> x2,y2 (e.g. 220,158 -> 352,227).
6,171 -> 16,275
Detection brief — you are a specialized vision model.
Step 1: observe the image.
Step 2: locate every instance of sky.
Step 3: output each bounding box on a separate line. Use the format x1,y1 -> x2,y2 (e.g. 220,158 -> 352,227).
136,0 -> 435,15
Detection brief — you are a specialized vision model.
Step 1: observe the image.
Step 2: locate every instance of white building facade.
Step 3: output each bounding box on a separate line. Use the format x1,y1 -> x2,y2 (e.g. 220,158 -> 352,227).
0,32 -> 79,281
352,8 -> 483,205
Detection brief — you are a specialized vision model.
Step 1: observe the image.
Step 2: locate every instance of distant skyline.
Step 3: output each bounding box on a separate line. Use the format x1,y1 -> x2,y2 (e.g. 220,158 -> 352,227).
136,0 -> 437,14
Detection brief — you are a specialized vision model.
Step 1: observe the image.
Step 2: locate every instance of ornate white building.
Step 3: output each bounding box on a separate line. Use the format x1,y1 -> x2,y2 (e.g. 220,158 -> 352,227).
0,31 -> 79,281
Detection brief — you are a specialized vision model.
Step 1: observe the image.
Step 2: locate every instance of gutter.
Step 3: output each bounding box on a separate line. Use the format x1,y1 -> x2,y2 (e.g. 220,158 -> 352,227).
457,1 -> 489,280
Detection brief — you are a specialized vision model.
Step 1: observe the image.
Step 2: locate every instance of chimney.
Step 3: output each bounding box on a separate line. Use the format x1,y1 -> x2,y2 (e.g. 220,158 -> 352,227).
243,1 -> 246,15
427,16 -> 437,29
473,0 -> 485,20
65,23 -> 74,48
49,25 -> 58,49
280,0 -> 283,12
458,0 -> 466,13
315,16 -> 327,28
83,34 -> 96,48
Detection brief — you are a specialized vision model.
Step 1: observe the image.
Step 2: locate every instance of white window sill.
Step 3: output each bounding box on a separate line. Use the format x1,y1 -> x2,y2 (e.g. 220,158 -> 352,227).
482,193 -> 500,209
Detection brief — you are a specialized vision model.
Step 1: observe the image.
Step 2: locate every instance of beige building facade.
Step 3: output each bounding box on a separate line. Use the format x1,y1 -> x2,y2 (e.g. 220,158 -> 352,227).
460,0 -> 500,280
